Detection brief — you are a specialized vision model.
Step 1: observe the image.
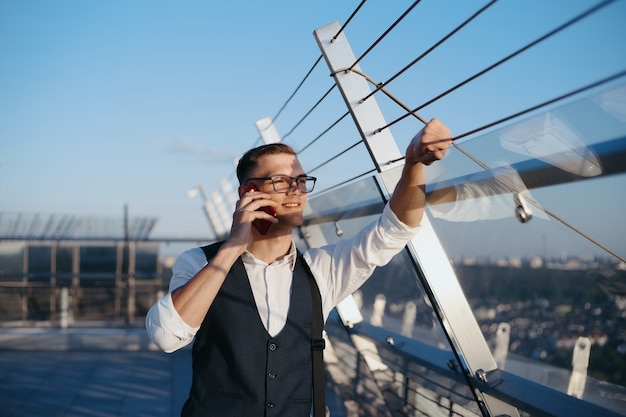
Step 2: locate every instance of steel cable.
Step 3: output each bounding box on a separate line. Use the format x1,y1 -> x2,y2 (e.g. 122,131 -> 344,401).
360,0 -> 498,103
348,0 -> 422,71
375,0 -> 616,134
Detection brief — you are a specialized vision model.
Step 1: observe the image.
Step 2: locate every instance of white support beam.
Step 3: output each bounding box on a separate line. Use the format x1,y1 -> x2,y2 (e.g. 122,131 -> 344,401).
211,190 -> 232,238
314,22 -> 403,175
220,178 -> 238,212
256,117 -> 282,144
314,21 -> 518,417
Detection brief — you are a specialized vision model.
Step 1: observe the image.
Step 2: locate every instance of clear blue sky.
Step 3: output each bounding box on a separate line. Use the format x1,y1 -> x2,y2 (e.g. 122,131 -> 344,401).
1,1 -> 625,258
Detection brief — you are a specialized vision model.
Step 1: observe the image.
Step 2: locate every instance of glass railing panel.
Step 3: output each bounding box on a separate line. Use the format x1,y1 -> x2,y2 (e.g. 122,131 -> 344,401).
324,317 -> 481,417
426,82 -> 626,414
300,175 -> 452,351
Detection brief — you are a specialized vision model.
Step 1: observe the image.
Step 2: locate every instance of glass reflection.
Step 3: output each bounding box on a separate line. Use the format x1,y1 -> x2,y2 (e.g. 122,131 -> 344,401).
499,112 -> 602,177
427,162 -> 544,222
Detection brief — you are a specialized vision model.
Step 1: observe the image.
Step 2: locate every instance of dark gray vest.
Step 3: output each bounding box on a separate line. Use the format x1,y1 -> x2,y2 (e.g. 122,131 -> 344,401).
181,242 -> 319,417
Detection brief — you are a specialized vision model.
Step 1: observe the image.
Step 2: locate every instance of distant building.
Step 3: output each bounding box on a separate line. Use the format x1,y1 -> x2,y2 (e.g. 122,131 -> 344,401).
0,212 -> 162,325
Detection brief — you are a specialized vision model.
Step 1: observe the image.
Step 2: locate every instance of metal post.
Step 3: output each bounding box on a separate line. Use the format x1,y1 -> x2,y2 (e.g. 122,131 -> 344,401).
60,287 -> 69,329
71,245 -> 79,323
494,323 -> 511,369
115,242 -> 123,319
370,294 -> 386,327
567,336 -> 591,399
402,301 -> 417,338
127,242 -> 136,324
22,244 -> 28,322
50,243 -> 57,323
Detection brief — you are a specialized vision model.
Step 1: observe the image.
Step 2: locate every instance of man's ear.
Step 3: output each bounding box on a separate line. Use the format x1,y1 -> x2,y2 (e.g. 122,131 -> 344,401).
239,183 -> 256,198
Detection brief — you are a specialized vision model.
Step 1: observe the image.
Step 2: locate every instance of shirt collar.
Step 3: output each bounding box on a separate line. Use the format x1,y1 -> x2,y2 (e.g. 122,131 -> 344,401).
242,240 -> 297,271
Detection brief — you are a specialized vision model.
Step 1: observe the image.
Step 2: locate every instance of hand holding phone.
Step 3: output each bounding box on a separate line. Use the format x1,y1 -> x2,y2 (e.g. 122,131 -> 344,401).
244,184 -> 277,235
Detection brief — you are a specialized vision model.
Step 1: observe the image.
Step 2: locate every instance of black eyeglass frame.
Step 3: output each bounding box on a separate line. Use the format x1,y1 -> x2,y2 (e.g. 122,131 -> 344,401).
244,174 -> 317,193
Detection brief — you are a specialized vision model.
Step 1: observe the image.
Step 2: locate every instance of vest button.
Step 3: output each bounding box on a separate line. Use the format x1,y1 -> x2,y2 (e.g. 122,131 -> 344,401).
269,343 -> 277,351
268,372 -> 276,379
267,402 -> 275,408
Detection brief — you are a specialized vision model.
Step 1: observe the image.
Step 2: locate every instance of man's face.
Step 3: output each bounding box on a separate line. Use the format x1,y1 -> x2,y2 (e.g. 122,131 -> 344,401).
243,153 -> 308,228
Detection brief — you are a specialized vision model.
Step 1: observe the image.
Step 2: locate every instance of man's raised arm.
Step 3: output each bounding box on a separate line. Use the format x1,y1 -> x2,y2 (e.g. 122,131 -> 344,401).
389,118 -> 451,227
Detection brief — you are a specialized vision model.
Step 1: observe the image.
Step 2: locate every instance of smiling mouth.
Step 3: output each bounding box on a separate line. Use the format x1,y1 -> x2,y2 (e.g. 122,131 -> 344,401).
282,202 -> 301,208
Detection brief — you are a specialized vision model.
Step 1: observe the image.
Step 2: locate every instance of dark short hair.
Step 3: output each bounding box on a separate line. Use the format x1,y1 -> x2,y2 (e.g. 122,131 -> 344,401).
236,143 -> 297,185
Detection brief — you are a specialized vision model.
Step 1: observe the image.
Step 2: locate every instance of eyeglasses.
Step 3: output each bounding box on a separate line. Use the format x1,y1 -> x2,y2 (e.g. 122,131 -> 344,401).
245,175 -> 317,193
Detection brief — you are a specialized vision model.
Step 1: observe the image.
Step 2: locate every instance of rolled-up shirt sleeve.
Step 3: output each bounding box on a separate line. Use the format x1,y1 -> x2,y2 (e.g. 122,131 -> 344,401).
304,203 -> 421,320
145,248 -> 205,353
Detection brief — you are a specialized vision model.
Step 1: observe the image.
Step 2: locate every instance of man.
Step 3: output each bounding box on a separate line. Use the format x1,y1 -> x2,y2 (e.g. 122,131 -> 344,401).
146,118 -> 451,416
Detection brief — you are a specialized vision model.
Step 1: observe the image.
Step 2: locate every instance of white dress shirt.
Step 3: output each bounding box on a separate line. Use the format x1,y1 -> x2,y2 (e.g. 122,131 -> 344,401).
145,204 -> 420,353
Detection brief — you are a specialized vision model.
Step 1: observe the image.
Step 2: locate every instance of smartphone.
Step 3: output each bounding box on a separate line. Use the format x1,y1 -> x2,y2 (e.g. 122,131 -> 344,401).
244,184 -> 277,235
